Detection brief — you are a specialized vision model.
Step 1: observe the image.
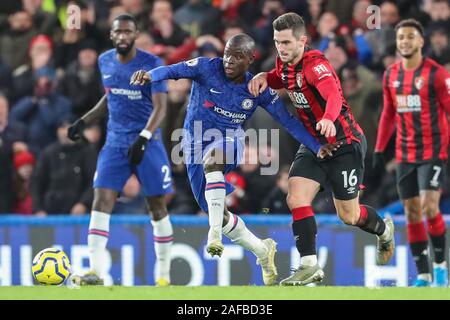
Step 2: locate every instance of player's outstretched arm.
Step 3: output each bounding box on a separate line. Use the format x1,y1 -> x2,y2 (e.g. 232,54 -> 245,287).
130,70 -> 151,85
68,94 -> 107,142
373,70 -> 396,171
260,90 -> 322,154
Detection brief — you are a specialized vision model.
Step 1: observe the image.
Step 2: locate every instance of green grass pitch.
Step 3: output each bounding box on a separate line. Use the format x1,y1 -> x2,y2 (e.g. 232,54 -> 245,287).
1,286 -> 450,300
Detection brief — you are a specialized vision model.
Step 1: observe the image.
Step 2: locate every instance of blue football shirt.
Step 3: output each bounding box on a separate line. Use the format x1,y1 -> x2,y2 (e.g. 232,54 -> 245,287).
149,57 -> 321,153
98,49 -> 167,148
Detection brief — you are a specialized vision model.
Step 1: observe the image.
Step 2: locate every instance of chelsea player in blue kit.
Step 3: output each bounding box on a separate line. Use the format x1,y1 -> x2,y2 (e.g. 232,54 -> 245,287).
131,34 -> 338,285
68,14 -> 173,286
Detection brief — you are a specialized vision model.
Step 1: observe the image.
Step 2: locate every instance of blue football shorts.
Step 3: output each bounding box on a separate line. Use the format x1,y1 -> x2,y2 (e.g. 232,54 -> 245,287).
94,138 -> 173,197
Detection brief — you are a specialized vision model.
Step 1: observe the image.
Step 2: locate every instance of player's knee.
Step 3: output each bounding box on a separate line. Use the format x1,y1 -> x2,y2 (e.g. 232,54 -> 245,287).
336,208 -> 359,225
404,205 -> 421,222
286,193 -> 310,210
92,195 -> 114,213
222,210 -> 230,225
147,197 -> 168,221
203,159 -> 223,174
335,200 -> 360,225
421,202 -> 439,218
92,188 -> 118,213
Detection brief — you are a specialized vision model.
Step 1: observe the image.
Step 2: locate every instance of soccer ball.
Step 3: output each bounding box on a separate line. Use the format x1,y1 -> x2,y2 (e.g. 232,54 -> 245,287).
31,248 -> 71,285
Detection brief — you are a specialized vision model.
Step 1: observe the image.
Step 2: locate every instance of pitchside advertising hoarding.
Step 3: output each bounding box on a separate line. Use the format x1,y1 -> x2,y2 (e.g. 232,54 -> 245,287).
0,215 -> 448,286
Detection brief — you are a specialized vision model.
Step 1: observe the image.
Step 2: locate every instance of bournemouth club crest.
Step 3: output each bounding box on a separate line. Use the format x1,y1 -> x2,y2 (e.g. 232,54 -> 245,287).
414,76 -> 425,90
296,73 -> 302,88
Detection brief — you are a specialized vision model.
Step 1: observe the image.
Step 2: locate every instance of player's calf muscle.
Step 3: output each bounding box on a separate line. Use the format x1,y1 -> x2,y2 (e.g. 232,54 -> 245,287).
92,189 -> 117,213
334,198 -> 360,225
403,199 -> 421,222
203,154 -> 225,173
147,196 -> 168,220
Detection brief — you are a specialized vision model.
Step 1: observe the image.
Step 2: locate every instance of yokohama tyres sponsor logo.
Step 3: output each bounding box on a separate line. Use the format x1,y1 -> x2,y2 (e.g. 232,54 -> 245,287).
213,106 -> 247,123
108,88 -> 142,100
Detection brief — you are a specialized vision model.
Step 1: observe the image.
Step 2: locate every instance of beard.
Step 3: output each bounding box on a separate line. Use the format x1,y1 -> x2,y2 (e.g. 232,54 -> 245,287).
398,46 -> 419,59
279,49 -> 300,64
115,41 -> 134,56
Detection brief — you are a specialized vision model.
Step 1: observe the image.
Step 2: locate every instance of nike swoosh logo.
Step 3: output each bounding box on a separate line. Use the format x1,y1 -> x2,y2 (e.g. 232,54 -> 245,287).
162,183 -> 171,189
103,75 -> 112,79
210,88 -> 222,94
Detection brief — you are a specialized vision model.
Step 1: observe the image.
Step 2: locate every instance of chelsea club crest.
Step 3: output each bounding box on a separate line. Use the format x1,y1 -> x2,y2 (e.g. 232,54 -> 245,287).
242,98 -> 253,110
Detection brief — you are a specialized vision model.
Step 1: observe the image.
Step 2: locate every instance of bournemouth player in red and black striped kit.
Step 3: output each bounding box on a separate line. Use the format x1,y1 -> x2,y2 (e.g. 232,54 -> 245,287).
249,12 -> 395,286
374,19 -> 450,287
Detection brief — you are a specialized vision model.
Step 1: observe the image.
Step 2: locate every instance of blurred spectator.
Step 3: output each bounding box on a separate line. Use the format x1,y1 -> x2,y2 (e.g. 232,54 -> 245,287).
341,64 -> 381,151
253,0 -> 286,48
12,150 -> 35,214
0,94 -> 27,154
222,20 -> 247,43
428,0 -> 450,28
351,0 -> 371,31
121,0 -> 149,31
0,9 -> 36,71
365,1 -> 399,70
11,34 -> 54,103
58,39 -> 103,118
10,66 -> 73,155
225,171 -> 247,214
325,0 -> 356,26
305,0 -> 326,43
381,43 -> 399,70
315,11 -> 339,47
0,145 -> 13,212
82,123 -> 103,151
261,165 -> 290,214
112,175 -> 147,214
95,4 -> 127,40
426,22 -> 450,65
325,37 -> 375,84
167,164 -> 199,214
56,0 -> 104,69
318,10 -> 373,66
233,144 -> 276,213
159,33 -> 224,64
135,31 -> 156,52
31,118 -> 97,216
21,0 -> 61,36
149,0 -> 190,48
161,78 -> 190,150
0,58 -> 12,99
174,0 -> 223,38
340,64 -> 382,195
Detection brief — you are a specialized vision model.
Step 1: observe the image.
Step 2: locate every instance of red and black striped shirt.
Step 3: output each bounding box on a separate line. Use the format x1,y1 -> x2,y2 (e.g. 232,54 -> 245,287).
375,58 -> 450,163
266,49 -> 363,145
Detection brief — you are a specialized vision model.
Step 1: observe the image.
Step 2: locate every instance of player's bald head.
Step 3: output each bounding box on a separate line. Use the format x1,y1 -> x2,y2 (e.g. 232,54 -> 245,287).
226,33 -> 255,56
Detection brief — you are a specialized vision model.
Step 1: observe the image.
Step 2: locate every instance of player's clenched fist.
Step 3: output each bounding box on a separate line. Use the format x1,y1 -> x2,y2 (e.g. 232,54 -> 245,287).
67,119 -> 86,142
130,70 -> 151,85
127,130 -> 152,166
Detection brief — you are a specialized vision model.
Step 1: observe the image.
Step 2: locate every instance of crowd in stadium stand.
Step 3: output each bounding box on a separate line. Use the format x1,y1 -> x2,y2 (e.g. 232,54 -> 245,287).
0,0 -> 449,216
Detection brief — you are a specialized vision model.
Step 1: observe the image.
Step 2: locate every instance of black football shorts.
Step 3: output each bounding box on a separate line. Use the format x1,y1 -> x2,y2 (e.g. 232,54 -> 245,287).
289,136 -> 367,201
396,160 -> 446,199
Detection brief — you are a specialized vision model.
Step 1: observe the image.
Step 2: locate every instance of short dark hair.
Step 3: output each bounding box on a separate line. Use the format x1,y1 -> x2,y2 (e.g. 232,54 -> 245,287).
113,13 -> 138,28
272,12 -> 306,38
227,33 -> 255,55
395,19 -> 424,38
